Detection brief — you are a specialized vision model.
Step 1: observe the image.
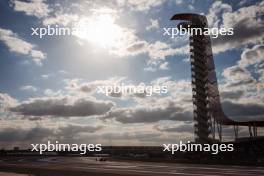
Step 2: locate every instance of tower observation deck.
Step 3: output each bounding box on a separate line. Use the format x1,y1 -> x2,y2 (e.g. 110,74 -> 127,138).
171,13 -> 264,143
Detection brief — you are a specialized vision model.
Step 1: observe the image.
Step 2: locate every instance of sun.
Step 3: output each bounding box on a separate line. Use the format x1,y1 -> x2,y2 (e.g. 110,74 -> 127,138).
73,12 -> 124,49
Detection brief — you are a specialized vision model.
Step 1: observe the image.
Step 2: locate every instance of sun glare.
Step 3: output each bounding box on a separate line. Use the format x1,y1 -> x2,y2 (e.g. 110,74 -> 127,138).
74,12 -> 124,49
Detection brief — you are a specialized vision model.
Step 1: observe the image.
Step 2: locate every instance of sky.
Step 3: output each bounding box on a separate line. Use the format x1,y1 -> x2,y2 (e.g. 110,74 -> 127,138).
0,0 -> 264,149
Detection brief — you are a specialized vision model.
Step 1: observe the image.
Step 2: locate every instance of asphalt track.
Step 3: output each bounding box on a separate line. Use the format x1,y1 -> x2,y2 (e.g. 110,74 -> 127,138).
0,157 -> 263,176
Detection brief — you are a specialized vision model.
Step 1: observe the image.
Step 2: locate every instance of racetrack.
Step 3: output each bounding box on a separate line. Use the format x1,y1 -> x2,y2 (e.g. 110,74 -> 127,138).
0,157 -> 263,176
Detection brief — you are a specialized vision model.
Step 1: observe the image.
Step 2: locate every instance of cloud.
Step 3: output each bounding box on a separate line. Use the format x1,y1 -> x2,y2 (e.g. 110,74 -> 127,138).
188,4 -> 194,10
222,65 -> 256,88
31,4 -> 186,71
10,0 -> 51,18
70,0 -> 166,13
101,98 -> 193,123
0,124 -> 103,144
100,131 -> 162,142
20,85 -> 37,92
42,13 -> 79,26
0,126 -> 53,142
126,41 -> 148,54
220,90 -> 244,100
125,0 -> 166,11
219,64 -> 257,103
218,44 -> 264,122
147,41 -> 188,61
124,40 -> 188,70
0,93 -> 17,112
154,122 -> 193,133
0,28 -> 46,65
207,1 -> 232,28
43,89 -> 62,97
72,8 -> 187,67
170,0 -> 264,122
58,70 -> 68,74
65,77 -> 172,99
55,124 -> 104,140
222,101 -> 264,121
238,45 -> 264,68
151,77 -> 192,103
175,0 -> 183,5
58,124 -> 103,134
71,12 -> 143,58
10,96 -> 114,118
65,77 -> 125,96
67,77 -> 190,101
41,74 -> 50,79
146,19 -> 159,30
0,116 -> 192,147
159,61 -> 169,70
210,1 -> 264,53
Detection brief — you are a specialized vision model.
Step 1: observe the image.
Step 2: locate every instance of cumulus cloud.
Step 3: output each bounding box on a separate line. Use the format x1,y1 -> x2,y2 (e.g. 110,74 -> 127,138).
65,77 -> 174,99
238,45 -> 264,68
64,77 -> 125,96
10,96 -> 114,118
207,1 -> 232,28
70,11 -> 146,59
58,124 -> 103,134
222,65 -> 256,88
210,1 -> 264,53
101,98 -> 193,123
0,28 -> 46,65
0,124 -> 103,145
0,126 -> 53,142
42,13 -> 79,26
0,93 -> 17,112
123,40 -> 188,70
100,131 -> 162,142
41,74 -> 50,79
219,64 -> 257,105
10,0 -> 51,18
222,101 -> 264,121
146,19 -> 159,30
17,2 -> 187,70
55,124 -> 104,140
218,43 -> 264,123
123,0 -> 166,11
20,85 -> 37,92
69,0 -> 166,13
159,61 -> 169,70
154,122 -> 193,133
69,7 -> 187,68
147,42 -> 188,61
220,90 -> 244,100
151,77 -> 192,103
125,40 -> 187,61
126,41 -> 148,54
